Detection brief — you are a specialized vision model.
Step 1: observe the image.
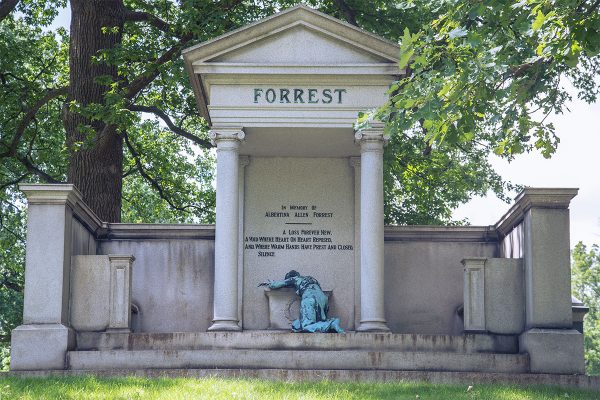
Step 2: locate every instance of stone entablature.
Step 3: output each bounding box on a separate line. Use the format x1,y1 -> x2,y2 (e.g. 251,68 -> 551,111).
182,5 -> 401,129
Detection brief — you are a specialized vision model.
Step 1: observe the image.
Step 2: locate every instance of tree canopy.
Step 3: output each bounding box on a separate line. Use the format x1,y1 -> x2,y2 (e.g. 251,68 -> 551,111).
1,0 -> 598,225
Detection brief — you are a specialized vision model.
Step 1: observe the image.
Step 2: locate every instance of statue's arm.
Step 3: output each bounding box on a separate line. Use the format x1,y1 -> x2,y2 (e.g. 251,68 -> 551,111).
258,278 -> 293,289
268,279 -> 289,289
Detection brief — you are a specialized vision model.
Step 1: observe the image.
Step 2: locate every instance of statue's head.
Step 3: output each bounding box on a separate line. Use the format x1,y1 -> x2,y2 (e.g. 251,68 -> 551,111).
285,270 -> 300,280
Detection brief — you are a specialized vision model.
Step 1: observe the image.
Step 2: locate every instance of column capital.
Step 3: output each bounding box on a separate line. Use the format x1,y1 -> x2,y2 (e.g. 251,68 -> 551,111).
354,123 -> 389,150
209,127 -> 245,147
19,183 -> 83,207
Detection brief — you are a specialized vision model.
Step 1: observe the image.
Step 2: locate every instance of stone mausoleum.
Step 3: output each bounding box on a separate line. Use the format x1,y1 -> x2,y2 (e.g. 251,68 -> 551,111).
10,6 -> 591,384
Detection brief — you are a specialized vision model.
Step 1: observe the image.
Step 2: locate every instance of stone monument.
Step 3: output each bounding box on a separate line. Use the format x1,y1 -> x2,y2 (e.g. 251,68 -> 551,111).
8,5 -> 591,386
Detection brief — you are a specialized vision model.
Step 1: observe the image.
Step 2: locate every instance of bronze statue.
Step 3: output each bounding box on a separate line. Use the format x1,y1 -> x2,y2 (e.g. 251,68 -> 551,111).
259,270 -> 344,333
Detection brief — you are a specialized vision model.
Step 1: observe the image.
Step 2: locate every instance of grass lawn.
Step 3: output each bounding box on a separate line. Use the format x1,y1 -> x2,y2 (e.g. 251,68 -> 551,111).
0,375 -> 599,400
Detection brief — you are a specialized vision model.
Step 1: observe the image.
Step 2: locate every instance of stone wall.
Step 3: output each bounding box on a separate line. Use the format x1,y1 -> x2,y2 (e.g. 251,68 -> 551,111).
93,224 -> 499,335
99,237 -> 214,333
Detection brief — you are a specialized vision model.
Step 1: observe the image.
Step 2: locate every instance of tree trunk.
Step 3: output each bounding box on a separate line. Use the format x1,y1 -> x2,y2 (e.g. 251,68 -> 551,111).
65,0 -> 124,222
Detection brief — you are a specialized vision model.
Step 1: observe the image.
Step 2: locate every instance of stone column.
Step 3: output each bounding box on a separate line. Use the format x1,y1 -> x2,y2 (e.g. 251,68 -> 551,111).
237,156 -> 250,328
349,157 -> 361,331
515,188 -> 584,373
355,123 -> 390,332
108,255 -> 135,331
518,188 -> 578,329
462,258 -> 486,332
11,184 -> 79,370
208,127 -> 245,331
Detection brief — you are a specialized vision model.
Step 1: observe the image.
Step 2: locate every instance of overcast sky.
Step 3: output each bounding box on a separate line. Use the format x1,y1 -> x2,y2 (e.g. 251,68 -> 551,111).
50,8 -> 599,247
453,84 -> 600,248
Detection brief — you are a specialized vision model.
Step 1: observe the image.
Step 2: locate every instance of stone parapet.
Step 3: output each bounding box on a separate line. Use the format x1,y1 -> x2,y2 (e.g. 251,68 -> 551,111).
495,187 -> 577,238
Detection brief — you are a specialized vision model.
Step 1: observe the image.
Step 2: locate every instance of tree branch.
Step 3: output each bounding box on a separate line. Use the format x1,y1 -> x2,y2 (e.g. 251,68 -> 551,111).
123,9 -> 172,34
332,0 -> 358,26
16,154 -> 61,183
123,131 -> 197,214
0,86 -> 68,158
0,0 -> 18,21
0,173 -> 28,191
124,33 -> 193,100
128,104 -> 212,148
0,273 -> 22,292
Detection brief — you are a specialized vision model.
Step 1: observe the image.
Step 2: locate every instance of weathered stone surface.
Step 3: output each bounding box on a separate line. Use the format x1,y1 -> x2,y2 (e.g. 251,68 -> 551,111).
98,239 -> 214,333
70,255 -> 134,332
70,256 -> 111,331
524,208 -> 573,328
484,258 -> 525,334
243,157 -> 355,331
75,331 -> 518,354
385,242 -> 497,335
463,258 -> 486,332
183,5 -> 400,129
67,349 -> 529,373
462,258 -> 525,334
519,328 -> 585,374
10,324 -> 74,370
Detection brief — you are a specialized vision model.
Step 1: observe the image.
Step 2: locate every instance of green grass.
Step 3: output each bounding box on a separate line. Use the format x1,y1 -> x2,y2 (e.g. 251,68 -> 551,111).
0,376 -> 599,400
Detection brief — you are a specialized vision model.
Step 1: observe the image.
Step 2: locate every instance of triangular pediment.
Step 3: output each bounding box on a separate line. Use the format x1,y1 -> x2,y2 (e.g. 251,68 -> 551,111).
182,5 -> 401,122
210,24 -> 388,64
183,5 -> 399,65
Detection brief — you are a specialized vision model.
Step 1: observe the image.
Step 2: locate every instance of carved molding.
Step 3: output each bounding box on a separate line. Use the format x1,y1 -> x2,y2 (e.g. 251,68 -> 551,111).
208,127 -> 245,147
354,122 -> 389,152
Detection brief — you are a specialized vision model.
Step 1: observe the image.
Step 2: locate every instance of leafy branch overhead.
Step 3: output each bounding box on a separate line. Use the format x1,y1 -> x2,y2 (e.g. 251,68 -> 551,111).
1,0 -> 599,226
367,0 -> 600,161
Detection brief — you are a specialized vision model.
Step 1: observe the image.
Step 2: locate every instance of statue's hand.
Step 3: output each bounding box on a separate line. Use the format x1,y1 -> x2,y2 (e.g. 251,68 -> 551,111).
258,280 -> 273,288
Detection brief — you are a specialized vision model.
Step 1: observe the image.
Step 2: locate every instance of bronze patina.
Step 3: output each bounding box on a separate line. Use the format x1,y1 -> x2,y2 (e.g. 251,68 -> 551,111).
259,270 -> 345,333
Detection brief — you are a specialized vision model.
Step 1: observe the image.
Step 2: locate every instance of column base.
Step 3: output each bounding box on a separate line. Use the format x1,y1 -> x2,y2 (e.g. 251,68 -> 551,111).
10,324 -> 75,370
208,320 -> 242,332
356,320 -> 391,332
519,328 -> 584,374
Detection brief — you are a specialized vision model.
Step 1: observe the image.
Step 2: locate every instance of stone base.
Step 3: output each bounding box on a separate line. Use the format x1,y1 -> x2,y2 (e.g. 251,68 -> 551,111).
67,349 -> 528,373
207,320 -> 242,331
356,320 -> 391,332
10,324 -> 75,370
519,328 -> 585,374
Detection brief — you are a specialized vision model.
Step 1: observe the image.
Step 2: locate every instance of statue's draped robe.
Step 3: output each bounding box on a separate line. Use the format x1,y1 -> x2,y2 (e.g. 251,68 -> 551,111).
268,276 -> 342,333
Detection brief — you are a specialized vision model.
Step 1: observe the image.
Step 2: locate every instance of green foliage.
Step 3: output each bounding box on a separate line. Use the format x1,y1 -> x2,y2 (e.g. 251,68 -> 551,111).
122,120 -> 216,224
0,188 -> 25,372
1,376 -> 599,399
572,241 -> 600,375
369,0 -> 600,161
382,122 -> 519,225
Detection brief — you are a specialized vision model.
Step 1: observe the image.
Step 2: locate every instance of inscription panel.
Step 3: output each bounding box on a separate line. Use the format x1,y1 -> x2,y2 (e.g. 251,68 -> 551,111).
243,157 -> 355,330
210,85 -> 388,109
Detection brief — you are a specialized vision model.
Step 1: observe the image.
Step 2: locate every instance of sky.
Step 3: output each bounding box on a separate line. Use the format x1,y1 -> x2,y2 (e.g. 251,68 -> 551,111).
50,8 -> 599,248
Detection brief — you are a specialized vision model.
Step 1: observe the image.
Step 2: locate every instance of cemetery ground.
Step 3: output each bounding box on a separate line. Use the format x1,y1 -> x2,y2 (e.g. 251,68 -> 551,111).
0,375 -> 599,399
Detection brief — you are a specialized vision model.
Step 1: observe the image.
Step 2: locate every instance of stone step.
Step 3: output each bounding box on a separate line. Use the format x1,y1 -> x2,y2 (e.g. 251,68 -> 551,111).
67,349 -> 529,373
76,331 -> 518,353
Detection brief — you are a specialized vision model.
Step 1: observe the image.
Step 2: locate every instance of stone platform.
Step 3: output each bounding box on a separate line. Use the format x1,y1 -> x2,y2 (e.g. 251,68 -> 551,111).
65,332 -> 529,373
11,332 -> 600,390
